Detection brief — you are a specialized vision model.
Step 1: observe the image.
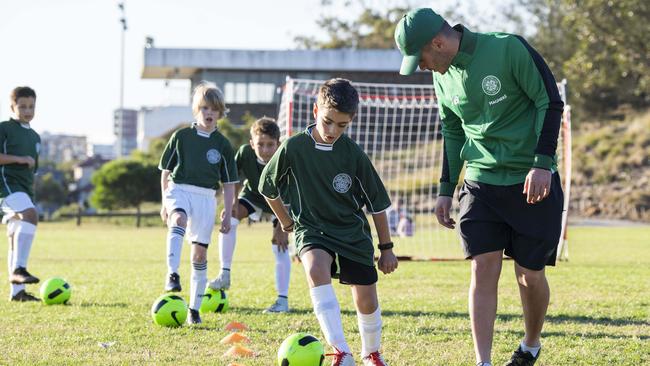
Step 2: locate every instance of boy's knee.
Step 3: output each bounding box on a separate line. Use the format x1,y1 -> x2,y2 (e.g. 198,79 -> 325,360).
517,271 -> 545,288
307,264 -> 331,286
169,211 -> 187,227
19,208 -> 38,225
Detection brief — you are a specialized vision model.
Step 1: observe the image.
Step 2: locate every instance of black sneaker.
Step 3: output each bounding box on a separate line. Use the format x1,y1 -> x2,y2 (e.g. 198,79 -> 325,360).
10,289 -> 40,302
187,308 -> 202,325
165,273 -> 181,292
504,346 -> 540,366
10,267 -> 39,284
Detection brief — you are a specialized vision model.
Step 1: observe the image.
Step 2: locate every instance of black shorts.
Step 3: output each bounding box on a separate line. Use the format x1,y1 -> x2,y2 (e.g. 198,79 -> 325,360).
239,198 -> 257,216
301,245 -> 378,286
458,173 -> 564,270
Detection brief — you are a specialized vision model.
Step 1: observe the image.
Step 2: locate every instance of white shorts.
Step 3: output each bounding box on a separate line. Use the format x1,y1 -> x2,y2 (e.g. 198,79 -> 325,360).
163,183 -> 217,245
1,192 -> 35,224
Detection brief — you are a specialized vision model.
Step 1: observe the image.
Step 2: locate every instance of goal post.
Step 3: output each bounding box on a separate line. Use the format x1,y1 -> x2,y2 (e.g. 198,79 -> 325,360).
276,77 -> 572,261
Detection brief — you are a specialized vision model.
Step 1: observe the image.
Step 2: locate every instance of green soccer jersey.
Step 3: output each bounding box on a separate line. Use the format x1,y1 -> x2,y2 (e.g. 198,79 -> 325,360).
235,144 -> 272,212
259,125 -> 391,266
159,124 -> 238,190
0,119 -> 40,199
434,25 -> 564,196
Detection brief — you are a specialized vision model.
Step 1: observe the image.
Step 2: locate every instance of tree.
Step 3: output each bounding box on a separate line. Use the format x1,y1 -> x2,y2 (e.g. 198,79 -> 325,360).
90,159 -> 160,221
35,172 -> 67,217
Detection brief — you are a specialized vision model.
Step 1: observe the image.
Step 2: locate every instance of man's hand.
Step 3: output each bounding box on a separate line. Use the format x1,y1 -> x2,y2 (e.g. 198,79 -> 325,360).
160,205 -> 168,223
523,168 -> 552,204
18,156 -> 35,168
272,225 -> 289,252
435,196 -> 455,229
377,248 -> 398,274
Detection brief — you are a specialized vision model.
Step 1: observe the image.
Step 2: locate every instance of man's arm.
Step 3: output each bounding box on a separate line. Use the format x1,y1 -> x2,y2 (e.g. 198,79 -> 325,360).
265,196 -> 293,232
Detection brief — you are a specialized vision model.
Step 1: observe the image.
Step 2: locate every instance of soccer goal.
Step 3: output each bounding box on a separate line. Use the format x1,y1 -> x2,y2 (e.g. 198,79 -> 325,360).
276,77 -> 572,261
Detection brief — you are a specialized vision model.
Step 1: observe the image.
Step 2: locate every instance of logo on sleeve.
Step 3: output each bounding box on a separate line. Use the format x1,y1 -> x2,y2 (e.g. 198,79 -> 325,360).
35,142 -> 40,154
332,173 -> 352,193
482,75 -> 501,96
206,149 -> 221,164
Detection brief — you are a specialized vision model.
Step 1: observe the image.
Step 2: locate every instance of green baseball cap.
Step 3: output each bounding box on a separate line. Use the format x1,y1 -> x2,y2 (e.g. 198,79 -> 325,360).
394,8 -> 446,75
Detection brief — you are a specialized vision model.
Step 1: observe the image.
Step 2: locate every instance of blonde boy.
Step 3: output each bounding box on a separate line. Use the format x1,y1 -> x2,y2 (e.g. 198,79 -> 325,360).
209,117 -> 292,313
260,79 -> 398,365
0,86 -> 41,302
159,82 -> 238,324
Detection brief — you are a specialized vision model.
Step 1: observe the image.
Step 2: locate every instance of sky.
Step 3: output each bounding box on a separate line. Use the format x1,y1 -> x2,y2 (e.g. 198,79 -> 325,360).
0,0 -> 506,144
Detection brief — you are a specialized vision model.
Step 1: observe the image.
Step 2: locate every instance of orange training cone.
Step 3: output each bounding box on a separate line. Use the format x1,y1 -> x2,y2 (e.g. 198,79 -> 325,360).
220,332 -> 250,344
223,344 -> 254,357
224,321 -> 248,332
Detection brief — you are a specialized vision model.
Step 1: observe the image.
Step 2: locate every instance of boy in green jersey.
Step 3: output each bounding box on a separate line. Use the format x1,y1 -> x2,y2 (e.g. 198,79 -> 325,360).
159,82 -> 238,324
260,79 -> 398,366
1,86 -> 41,302
209,117 -> 293,314
395,8 -> 565,366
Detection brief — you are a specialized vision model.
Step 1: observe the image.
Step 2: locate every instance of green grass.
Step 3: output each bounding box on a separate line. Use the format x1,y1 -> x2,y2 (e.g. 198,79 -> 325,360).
1,223 -> 648,365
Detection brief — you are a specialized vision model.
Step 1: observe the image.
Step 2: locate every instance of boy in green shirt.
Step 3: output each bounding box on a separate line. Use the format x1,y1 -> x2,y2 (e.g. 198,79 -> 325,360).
209,117 -> 292,313
260,79 -> 398,366
0,86 -> 42,302
159,82 -> 238,324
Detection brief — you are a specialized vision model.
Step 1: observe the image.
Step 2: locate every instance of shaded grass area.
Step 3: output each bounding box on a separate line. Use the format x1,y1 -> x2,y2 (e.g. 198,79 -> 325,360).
0,224 -> 648,365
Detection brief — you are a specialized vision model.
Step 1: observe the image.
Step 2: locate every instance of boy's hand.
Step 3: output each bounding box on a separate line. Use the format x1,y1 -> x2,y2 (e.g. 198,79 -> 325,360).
435,196 -> 455,229
160,206 -> 168,223
272,226 -> 289,252
18,156 -> 35,168
220,216 -> 232,234
377,248 -> 398,274
523,168 -> 552,204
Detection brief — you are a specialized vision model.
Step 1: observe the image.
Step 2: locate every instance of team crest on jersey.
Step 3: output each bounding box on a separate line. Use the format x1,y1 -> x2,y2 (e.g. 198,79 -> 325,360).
332,173 -> 352,193
452,95 -> 460,106
206,149 -> 221,164
482,75 -> 501,96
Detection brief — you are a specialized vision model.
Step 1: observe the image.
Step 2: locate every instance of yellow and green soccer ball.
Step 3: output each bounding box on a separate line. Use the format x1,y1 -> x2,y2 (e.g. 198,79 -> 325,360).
277,332 -> 325,366
199,288 -> 228,313
151,294 -> 187,327
40,277 -> 71,305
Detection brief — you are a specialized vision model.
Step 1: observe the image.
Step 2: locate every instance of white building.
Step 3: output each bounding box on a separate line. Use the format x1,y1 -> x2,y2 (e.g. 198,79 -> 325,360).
40,132 -> 88,163
137,106 -> 193,151
114,108 -> 138,158
87,144 -> 116,160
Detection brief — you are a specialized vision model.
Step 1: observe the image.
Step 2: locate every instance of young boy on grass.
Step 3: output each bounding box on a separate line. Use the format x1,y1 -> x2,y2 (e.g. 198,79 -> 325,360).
209,117 -> 292,313
0,86 -> 42,302
260,78 -> 398,366
159,82 -> 238,324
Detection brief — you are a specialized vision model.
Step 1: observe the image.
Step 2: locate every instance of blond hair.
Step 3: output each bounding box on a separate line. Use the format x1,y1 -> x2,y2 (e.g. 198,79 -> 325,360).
191,81 -> 227,117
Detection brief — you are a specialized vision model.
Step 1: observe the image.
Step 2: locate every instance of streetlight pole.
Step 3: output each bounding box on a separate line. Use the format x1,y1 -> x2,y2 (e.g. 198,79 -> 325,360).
118,2 -> 127,157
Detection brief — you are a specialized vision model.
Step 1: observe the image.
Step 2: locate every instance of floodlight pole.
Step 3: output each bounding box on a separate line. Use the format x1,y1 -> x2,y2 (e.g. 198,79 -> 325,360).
118,2 -> 127,156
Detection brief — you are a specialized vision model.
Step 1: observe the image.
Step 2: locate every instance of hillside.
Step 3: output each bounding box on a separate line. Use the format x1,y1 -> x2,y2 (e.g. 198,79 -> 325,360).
571,110 -> 650,222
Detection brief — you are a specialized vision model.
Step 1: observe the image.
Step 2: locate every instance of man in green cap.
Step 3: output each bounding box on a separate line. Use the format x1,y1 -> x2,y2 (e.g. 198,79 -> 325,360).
395,8 -> 565,366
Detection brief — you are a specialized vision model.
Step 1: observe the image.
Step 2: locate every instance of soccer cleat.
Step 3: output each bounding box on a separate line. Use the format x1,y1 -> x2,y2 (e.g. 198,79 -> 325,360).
504,346 -> 540,366
262,297 -> 289,313
362,351 -> 387,366
10,289 -> 40,302
10,267 -> 39,284
165,272 -> 182,292
327,348 -> 356,366
187,308 -> 202,325
208,271 -> 231,290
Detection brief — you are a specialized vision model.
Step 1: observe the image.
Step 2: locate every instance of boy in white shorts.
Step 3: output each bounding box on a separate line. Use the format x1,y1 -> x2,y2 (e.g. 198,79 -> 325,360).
209,117 -> 292,313
1,86 -> 42,302
158,82 -> 238,324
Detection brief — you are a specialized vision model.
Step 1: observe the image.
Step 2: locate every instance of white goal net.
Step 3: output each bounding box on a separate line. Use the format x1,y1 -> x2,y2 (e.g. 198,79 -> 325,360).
276,77 -> 571,260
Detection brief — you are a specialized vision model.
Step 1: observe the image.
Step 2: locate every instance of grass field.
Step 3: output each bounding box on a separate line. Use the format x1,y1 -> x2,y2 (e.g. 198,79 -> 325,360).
1,222 -> 648,365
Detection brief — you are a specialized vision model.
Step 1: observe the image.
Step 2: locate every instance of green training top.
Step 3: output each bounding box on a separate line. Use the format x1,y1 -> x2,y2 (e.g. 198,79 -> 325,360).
235,144 -> 272,212
0,119 -> 40,199
159,123 -> 238,190
259,125 -> 391,266
435,25 -> 564,196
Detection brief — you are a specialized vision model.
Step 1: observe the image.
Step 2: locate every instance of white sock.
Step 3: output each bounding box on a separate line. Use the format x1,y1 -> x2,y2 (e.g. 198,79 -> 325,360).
520,341 -> 541,357
166,226 -> 185,275
310,284 -> 350,354
7,220 -> 24,296
189,261 -> 207,310
357,307 -> 382,357
272,244 -> 291,297
14,221 -> 36,269
218,218 -> 239,271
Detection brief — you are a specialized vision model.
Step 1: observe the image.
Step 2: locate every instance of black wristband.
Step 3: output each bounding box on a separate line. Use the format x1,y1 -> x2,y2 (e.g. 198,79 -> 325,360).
282,222 -> 294,231
378,242 -> 394,250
